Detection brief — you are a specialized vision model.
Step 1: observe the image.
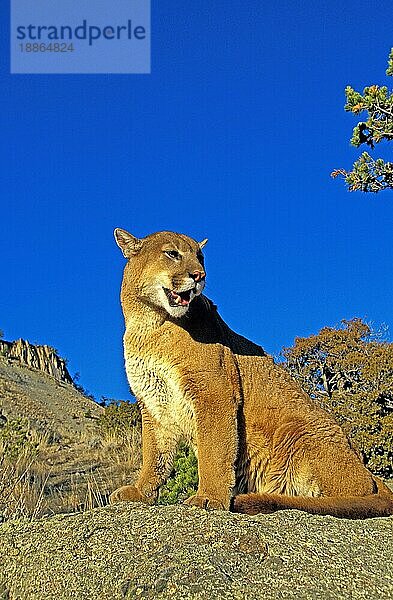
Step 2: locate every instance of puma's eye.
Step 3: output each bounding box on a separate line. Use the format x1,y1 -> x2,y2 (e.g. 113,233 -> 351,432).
164,250 -> 181,260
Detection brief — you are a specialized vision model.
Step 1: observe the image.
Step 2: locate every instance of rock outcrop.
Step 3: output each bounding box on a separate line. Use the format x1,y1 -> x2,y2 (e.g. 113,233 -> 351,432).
0,504 -> 392,599
0,353 -> 101,439
0,350 -> 115,518
0,338 -> 73,384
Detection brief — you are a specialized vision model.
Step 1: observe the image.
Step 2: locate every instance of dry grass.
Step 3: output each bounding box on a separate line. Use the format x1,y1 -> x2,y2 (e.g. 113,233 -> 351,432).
48,473 -> 109,515
0,461 -> 49,521
0,416 -> 142,521
0,428 -> 52,521
96,427 -> 141,470
46,427 -> 142,516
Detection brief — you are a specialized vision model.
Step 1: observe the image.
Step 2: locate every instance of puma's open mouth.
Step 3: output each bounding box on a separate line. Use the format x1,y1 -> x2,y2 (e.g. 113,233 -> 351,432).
163,287 -> 194,307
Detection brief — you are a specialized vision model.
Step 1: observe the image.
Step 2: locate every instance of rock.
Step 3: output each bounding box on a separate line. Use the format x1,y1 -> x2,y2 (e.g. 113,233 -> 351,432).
0,504 -> 391,599
0,339 -> 73,384
0,354 -> 102,438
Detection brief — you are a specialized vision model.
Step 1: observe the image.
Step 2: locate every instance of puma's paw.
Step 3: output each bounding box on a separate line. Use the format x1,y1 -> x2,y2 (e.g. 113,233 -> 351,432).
184,494 -> 228,510
109,485 -> 148,505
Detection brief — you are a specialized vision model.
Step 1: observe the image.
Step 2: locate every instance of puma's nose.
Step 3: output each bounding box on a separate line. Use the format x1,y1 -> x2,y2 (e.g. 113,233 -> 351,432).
190,270 -> 205,282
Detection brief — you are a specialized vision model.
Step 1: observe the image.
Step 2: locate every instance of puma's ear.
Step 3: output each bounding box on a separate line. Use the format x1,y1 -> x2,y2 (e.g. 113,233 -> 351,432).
199,238 -> 208,249
114,228 -> 143,258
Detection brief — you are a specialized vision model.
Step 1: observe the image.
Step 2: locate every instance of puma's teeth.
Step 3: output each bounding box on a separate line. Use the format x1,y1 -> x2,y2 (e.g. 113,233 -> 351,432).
163,287 -> 193,308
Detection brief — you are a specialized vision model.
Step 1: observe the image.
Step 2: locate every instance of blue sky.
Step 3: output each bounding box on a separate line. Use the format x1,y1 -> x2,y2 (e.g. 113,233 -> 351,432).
1,1 -> 392,401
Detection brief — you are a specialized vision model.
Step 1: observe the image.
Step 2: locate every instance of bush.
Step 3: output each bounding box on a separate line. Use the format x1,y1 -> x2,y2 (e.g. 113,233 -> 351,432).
159,442 -> 198,505
282,319 -> 393,478
97,401 -> 141,438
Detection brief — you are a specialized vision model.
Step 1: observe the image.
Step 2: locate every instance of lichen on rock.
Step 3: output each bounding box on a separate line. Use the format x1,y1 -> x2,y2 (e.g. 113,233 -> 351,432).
0,504 -> 392,599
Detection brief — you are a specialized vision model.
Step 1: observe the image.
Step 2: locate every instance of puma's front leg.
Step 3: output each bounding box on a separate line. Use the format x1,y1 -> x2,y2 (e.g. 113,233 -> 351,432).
184,386 -> 239,511
110,405 -> 176,505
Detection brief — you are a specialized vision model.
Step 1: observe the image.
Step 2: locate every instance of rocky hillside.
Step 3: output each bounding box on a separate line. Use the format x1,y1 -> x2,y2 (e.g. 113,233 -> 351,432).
0,341 -> 140,518
0,503 -> 392,599
0,347 -> 101,441
0,338 -> 73,385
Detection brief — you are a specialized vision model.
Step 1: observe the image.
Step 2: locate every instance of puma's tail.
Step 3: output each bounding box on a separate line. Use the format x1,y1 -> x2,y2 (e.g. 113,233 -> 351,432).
232,477 -> 393,519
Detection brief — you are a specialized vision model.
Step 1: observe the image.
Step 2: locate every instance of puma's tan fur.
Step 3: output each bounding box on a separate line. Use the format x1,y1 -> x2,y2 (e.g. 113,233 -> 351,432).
110,229 -> 393,519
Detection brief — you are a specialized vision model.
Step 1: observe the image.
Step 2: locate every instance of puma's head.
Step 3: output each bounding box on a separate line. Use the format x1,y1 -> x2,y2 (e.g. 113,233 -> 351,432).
114,229 -> 208,318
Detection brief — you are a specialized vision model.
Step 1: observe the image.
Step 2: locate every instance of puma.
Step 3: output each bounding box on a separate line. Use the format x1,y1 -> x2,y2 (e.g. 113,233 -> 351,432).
109,229 -> 393,519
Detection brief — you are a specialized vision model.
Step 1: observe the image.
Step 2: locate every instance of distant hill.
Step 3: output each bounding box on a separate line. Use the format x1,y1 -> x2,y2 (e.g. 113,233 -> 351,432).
0,338 -> 73,385
0,339 -> 139,518
0,338 -> 102,440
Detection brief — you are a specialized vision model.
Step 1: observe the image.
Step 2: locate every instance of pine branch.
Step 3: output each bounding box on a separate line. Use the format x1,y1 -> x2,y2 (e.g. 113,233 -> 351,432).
333,49 -> 393,194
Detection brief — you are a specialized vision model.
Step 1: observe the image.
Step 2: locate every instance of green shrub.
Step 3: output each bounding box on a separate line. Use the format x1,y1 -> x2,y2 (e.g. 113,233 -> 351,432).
159,442 -> 198,505
97,401 -> 141,438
